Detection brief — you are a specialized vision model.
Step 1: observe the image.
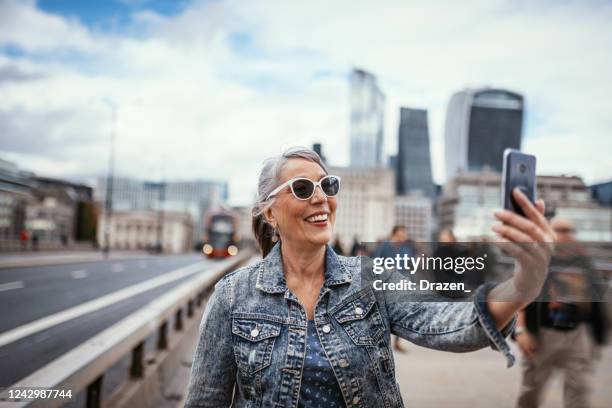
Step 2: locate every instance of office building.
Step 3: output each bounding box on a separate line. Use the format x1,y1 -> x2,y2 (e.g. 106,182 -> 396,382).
96,177 -> 227,243
0,159 -> 32,243
396,108 -> 435,197
444,88 -> 524,180
0,159 -> 96,250
590,180 -> 612,207
394,192 -> 433,242
328,166 -> 395,247
438,172 -> 612,242
349,69 -> 385,168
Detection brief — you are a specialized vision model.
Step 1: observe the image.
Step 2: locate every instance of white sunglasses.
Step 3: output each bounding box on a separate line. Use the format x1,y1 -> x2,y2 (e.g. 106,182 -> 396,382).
266,175 -> 341,201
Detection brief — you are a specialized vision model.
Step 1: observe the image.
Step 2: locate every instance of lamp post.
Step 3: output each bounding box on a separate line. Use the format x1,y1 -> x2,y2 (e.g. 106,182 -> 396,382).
156,181 -> 166,253
102,105 -> 117,257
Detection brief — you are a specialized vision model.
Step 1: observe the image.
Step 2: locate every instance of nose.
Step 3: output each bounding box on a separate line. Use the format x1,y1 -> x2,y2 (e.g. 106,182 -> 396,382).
310,185 -> 327,203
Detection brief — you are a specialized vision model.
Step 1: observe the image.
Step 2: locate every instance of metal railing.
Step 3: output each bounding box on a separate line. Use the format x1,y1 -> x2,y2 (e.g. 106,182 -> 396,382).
1,251 -> 253,408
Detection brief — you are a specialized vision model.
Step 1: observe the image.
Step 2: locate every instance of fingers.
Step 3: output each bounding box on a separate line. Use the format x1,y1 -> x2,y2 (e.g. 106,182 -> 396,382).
493,191 -> 556,260
535,199 -> 545,215
512,189 -> 555,239
492,238 -> 536,264
493,211 -> 548,243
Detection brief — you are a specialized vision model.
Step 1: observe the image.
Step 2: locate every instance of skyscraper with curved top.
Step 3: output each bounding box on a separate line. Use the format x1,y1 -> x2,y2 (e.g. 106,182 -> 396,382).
444,88 -> 524,181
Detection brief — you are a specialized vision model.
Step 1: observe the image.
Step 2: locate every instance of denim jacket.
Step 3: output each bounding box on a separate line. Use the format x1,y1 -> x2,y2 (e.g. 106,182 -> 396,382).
185,242 -> 516,407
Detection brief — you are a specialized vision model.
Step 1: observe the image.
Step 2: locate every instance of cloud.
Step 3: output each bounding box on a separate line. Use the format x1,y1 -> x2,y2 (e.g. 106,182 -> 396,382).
0,0 -> 96,53
0,62 -> 46,83
0,0 -> 611,207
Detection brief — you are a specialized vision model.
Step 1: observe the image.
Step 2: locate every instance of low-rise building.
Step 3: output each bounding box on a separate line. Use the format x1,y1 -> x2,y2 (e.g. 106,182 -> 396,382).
0,159 -> 32,243
328,166 -> 395,247
97,210 -> 193,253
438,172 -> 612,242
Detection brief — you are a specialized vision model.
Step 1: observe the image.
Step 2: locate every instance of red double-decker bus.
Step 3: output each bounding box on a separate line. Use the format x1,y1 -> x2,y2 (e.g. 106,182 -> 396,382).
202,206 -> 239,258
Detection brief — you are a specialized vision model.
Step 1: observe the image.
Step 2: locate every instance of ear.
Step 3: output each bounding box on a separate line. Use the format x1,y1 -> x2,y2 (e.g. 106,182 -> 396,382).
263,206 -> 276,228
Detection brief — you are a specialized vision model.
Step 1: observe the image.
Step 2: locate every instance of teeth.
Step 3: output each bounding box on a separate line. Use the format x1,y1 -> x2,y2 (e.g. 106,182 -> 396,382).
306,214 -> 328,222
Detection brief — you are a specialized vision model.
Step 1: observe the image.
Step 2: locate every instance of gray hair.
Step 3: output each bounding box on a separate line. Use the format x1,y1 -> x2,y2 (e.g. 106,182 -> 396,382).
252,147 -> 328,257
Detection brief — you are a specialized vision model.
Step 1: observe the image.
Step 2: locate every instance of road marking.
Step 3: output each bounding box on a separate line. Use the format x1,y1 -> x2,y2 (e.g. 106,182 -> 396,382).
0,261 -> 210,348
0,281 -> 24,292
111,263 -> 125,273
70,270 -> 88,279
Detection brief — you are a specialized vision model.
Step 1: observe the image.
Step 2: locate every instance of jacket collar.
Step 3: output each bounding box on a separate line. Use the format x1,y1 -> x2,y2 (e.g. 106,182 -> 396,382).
256,241 -> 352,294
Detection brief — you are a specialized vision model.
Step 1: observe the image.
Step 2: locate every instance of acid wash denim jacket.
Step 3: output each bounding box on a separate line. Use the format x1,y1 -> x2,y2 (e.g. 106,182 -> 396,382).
185,242 -> 517,408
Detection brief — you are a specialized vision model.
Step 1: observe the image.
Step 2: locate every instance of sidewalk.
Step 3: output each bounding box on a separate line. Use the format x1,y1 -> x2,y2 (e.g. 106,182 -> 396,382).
0,250 -> 154,269
394,340 -> 612,407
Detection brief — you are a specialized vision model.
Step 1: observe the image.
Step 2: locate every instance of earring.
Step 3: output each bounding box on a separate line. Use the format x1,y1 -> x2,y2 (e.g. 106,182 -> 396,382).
271,226 -> 279,243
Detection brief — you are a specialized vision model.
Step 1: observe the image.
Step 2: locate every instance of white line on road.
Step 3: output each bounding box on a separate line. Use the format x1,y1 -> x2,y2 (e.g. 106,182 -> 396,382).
111,263 -> 125,273
0,281 -> 24,292
70,270 -> 88,279
0,261 -> 210,348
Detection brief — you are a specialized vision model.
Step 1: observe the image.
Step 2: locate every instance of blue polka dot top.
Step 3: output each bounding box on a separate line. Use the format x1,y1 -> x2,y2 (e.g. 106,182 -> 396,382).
298,320 -> 346,408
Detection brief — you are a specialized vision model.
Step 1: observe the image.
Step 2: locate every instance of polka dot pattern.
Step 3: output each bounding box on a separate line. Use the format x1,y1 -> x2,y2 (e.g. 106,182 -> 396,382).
298,320 -> 346,408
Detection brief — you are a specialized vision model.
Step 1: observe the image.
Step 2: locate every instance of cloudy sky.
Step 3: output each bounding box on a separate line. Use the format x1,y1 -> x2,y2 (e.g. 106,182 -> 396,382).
0,0 -> 611,205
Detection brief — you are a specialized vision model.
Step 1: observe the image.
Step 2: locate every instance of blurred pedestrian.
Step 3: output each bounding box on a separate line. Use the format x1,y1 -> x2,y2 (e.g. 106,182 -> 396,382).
373,225 -> 416,353
31,233 -> 39,251
350,235 -> 366,256
432,228 -> 473,298
20,229 -> 29,251
373,225 -> 416,259
514,218 -> 608,408
332,236 -> 344,255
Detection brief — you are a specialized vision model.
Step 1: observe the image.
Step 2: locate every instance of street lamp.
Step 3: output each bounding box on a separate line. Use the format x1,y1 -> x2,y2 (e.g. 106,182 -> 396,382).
102,103 -> 117,256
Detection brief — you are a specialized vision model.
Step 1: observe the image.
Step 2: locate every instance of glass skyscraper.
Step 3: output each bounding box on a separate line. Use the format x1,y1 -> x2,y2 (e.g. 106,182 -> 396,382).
396,107 -> 434,197
444,88 -> 524,180
349,69 -> 385,168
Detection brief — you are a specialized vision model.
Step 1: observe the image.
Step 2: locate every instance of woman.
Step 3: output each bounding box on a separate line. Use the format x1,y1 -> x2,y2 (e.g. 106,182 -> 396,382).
431,228 -> 482,299
185,147 -> 555,407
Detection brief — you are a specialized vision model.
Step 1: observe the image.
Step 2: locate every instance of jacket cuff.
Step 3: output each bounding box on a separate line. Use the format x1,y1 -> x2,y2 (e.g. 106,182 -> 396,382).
473,282 -> 517,368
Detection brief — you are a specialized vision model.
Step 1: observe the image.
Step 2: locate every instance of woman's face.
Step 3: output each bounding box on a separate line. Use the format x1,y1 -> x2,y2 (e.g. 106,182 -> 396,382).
265,158 -> 337,249
438,230 -> 455,243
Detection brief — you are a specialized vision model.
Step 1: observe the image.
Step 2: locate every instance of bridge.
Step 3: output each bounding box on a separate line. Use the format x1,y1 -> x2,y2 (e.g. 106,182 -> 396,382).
0,251 -> 610,407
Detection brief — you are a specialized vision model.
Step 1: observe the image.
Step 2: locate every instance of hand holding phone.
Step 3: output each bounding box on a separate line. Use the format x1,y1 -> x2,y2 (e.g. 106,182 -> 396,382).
501,149 -> 536,216
491,148 -> 556,304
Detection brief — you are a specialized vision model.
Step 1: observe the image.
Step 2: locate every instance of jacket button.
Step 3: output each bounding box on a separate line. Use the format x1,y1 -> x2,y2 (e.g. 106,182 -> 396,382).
355,307 -> 363,315
322,324 -> 331,333
339,359 -> 349,368
250,328 -> 259,337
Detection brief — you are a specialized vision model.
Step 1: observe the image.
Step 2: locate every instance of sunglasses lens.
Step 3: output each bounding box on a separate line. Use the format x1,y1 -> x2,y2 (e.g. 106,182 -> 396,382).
291,179 -> 315,199
321,176 -> 340,196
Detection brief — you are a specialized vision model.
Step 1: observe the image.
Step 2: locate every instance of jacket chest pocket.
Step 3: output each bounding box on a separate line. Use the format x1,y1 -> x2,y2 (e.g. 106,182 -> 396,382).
232,317 -> 281,375
333,291 -> 386,346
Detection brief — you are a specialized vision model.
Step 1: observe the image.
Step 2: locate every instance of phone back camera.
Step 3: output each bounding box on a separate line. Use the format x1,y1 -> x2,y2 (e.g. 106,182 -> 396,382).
519,163 -> 527,173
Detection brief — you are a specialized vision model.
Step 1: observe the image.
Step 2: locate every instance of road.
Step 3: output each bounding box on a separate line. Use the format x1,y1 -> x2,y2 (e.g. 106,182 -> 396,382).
0,254 -> 215,387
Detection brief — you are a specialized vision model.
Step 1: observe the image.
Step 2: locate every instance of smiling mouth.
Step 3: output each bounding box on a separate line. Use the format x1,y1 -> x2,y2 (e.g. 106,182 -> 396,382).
305,213 -> 329,223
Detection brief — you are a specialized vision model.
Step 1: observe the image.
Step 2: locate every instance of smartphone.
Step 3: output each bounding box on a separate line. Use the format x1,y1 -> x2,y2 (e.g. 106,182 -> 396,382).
501,149 -> 536,217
